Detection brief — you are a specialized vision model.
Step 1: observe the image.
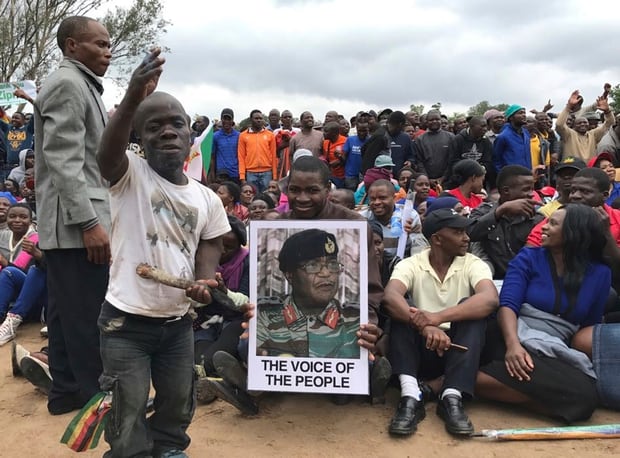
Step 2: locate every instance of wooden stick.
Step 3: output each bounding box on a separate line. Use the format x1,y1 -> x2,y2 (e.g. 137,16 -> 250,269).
135,263 -> 239,311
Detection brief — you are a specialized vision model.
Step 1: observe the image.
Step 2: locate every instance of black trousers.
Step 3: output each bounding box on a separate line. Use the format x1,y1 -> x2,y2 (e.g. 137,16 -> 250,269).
389,318 -> 486,398
194,319 -> 244,375
45,248 -> 109,407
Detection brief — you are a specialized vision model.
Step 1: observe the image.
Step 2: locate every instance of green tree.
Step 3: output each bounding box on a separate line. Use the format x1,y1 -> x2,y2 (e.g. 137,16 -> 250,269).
609,84 -> 620,114
467,100 -> 509,116
0,0 -> 169,83
409,104 -> 425,114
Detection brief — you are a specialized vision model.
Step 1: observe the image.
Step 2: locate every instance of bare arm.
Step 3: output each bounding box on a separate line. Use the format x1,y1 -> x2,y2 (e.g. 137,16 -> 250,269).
383,278 -> 412,323
96,49 -> 165,184
186,236 -> 224,305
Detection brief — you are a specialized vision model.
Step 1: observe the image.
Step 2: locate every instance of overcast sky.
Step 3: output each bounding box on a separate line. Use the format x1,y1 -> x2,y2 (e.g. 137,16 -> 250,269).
100,0 -> 617,122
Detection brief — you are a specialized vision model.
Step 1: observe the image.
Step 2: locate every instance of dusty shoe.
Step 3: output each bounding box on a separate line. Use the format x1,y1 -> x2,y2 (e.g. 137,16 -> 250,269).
213,351 -> 247,391
370,356 -> 392,404
0,313 -> 22,346
195,377 -> 217,404
208,377 -> 258,416
11,342 -> 29,377
20,354 -> 53,394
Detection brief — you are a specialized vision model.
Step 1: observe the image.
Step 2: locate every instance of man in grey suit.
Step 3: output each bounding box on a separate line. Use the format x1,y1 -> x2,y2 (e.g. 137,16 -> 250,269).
34,16 -> 112,415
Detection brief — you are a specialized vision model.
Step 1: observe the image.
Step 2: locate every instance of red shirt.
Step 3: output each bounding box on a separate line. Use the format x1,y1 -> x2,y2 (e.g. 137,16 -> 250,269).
527,204 -> 620,247
447,188 -> 483,211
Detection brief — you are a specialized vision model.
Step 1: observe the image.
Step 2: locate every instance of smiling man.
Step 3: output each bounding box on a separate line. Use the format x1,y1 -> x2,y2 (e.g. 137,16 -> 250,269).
256,229 -> 360,358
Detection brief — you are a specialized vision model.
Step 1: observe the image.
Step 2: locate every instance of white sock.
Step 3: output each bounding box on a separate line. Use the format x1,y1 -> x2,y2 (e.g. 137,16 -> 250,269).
441,388 -> 462,400
399,374 -> 422,401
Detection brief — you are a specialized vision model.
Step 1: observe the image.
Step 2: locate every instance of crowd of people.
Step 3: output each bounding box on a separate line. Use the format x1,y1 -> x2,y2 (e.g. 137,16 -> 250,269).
2,13 -> 620,458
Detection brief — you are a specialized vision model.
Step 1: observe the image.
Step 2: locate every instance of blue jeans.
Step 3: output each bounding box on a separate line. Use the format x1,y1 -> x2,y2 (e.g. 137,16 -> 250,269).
246,171 -> 272,194
0,265 -> 46,319
98,301 -> 195,457
593,323 -> 620,409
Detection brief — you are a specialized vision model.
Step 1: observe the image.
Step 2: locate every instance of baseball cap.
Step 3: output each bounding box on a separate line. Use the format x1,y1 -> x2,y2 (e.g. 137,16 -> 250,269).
422,208 -> 469,239
555,156 -> 586,173
374,155 -> 395,168
221,108 -> 234,119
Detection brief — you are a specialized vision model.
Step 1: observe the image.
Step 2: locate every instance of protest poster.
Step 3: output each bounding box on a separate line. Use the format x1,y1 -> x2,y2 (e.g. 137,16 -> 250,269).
0,80 -> 36,106
248,219 -> 369,395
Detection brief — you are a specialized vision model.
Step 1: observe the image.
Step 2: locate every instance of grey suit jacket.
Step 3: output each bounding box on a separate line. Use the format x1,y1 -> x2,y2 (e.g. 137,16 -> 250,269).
34,58 -> 111,250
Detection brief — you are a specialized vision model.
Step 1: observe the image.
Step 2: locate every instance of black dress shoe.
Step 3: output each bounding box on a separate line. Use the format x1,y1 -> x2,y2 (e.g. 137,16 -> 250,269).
436,394 -> 474,436
389,396 -> 426,436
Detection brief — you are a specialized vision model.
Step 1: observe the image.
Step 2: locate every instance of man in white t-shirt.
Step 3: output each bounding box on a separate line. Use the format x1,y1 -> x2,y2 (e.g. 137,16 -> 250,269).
383,208 -> 498,438
95,49 -> 230,458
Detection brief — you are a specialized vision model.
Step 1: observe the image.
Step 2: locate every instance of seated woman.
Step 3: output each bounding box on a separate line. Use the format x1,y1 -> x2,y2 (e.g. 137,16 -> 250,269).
476,203 -> 610,422
193,216 -> 248,400
0,204 -> 43,345
217,181 -> 249,224
588,151 -> 620,207
248,193 -> 276,221
444,159 -> 486,215
240,183 -> 257,208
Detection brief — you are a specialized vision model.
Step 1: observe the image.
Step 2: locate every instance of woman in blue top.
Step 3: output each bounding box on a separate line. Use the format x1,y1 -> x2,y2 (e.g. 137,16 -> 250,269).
477,203 -> 611,422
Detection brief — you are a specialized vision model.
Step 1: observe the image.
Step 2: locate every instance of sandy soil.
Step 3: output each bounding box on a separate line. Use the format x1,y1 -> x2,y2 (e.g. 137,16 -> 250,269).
1,322 -> 619,458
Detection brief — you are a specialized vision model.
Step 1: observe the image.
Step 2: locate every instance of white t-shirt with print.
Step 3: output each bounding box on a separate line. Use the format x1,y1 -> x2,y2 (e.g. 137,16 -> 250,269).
105,152 -> 230,317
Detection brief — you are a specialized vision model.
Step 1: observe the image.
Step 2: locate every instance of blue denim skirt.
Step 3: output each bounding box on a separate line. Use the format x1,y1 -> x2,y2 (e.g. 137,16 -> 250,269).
593,324 -> 620,409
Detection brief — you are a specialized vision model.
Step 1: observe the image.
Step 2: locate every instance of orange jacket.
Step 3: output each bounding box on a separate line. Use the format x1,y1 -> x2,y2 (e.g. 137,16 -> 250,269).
322,135 -> 347,179
238,129 -> 277,179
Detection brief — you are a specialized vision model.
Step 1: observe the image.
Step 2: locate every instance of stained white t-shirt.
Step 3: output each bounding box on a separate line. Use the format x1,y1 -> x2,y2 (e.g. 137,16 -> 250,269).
105,152 -> 230,317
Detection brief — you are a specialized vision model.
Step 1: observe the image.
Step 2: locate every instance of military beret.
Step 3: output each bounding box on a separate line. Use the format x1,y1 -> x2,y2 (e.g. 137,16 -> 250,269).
278,229 -> 339,272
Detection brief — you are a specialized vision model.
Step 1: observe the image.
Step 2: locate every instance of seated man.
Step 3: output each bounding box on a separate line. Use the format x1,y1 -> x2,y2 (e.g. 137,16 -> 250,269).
383,208 -> 498,437
361,179 -> 422,259
467,165 -> 544,279
256,229 -> 360,359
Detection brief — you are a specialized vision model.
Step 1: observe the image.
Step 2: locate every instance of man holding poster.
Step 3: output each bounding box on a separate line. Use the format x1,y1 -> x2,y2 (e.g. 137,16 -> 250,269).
256,229 -> 360,359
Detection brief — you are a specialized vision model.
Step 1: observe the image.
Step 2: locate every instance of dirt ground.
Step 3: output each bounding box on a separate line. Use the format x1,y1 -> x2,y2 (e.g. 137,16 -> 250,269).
1,323 -> 619,458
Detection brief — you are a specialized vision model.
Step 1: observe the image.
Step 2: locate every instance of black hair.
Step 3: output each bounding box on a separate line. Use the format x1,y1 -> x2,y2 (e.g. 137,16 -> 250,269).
388,111 -> 407,125
56,16 -> 95,53
560,203 -> 607,304
452,159 -> 485,186
468,116 -> 486,127
8,202 -> 33,219
219,181 -> 241,203
368,178 -> 395,193
249,109 -> 262,119
397,166 -> 415,179
574,167 -> 610,193
227,215 -> 247,246
13,112 -> 25,119
368,220 -> 384,240
253,193 -> 275,209
289,156 -> 330,187
3,178 -> 21,196
496,165 -> 532,189
331,188 -> 355,209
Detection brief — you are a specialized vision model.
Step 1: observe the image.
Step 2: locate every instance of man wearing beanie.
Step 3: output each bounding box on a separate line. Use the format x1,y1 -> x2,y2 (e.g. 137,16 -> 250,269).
492,104 -> 531,172
384,208 -> 498,437
483,109 -> 505,145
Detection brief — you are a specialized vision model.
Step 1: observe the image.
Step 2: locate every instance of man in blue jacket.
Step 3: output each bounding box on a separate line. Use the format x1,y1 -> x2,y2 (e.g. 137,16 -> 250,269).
493,105 -> 531,172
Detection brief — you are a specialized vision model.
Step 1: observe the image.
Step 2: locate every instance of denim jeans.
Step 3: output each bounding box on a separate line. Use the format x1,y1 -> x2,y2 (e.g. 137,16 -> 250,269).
246,171 -> 272,194
0,265 -> 46,319
98,301 -> 195,457
593,323 -> 620,409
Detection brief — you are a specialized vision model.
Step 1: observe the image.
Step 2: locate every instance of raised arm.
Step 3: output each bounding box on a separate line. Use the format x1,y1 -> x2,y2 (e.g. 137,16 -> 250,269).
96,49 -> 165,184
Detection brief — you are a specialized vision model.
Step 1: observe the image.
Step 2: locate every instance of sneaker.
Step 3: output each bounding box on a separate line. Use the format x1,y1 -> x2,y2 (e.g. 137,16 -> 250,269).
20,354 -> 53,394
208,377 -> 258,415
40,326 -> 48,337
11,342 -> 30,377
0,313 -> 22,346
213,351 -> 247,391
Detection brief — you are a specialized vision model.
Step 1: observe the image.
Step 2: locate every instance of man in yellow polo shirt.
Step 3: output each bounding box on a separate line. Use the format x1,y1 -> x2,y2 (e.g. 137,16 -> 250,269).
383,208 -> 498,437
